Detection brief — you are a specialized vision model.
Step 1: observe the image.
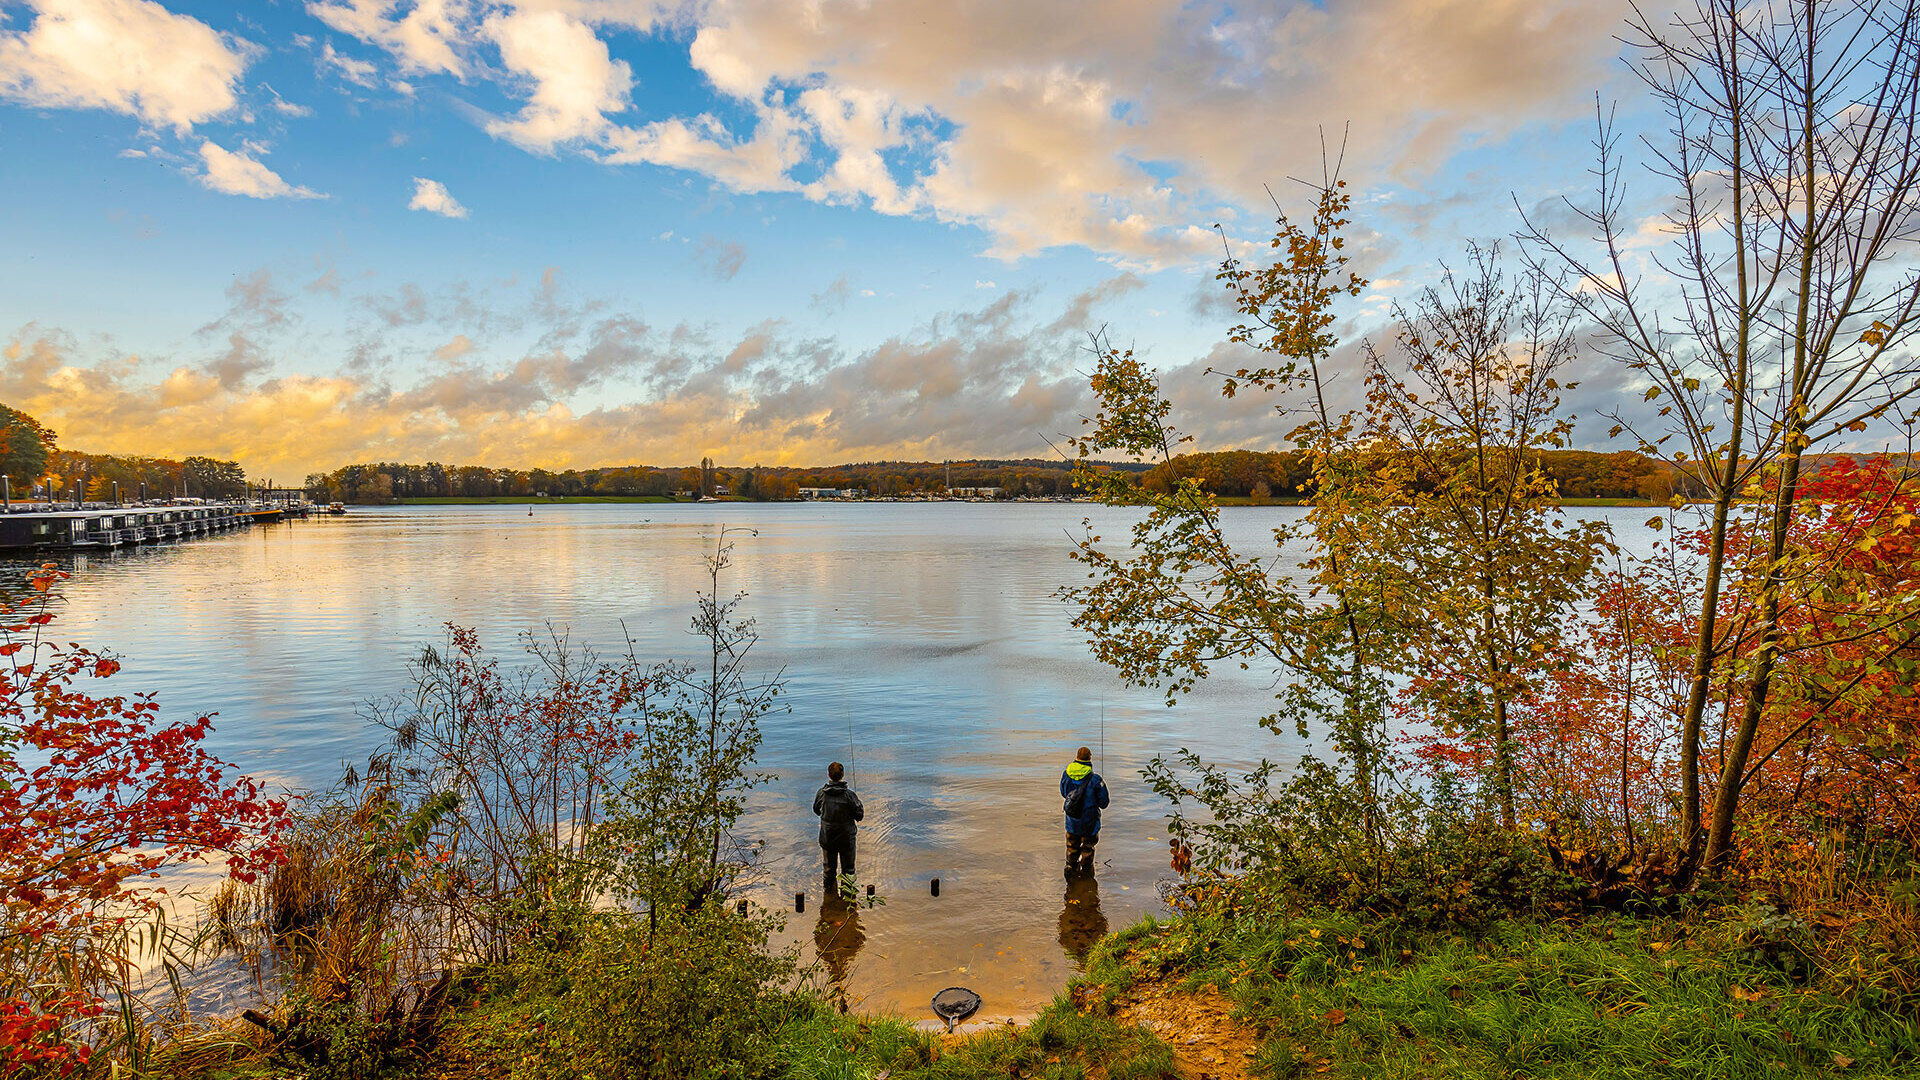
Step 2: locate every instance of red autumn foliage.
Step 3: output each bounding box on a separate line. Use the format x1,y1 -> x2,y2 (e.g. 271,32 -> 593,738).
1,565 -> 289,1075
1406,456 -> 1920,867
1735,456 -> 1920,851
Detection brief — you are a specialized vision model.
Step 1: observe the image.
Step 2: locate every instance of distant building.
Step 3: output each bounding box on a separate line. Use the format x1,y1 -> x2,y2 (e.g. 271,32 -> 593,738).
798,487 -> 838,499
950,487 -> 1003,498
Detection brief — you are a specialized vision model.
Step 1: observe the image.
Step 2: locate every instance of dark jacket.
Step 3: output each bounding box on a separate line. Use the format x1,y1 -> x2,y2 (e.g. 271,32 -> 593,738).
1060,763 -> 1109,836
813,779 -> 864,847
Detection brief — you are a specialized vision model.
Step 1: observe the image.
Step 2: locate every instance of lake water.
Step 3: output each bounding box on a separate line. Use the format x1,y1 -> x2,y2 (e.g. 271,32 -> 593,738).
8,502 -> 1662,1020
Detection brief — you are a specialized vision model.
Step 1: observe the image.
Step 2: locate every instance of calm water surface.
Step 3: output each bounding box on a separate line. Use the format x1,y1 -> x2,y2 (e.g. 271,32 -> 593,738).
11,502 -> 1661,1018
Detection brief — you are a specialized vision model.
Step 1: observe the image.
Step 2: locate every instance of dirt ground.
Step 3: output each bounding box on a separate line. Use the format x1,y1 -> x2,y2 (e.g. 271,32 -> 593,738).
1105,982 -> 1262,1080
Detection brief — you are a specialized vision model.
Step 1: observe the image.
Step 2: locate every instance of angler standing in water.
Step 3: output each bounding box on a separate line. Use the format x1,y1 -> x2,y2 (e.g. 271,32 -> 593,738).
814,761 -> 864,891
1060,746 -> 1109,876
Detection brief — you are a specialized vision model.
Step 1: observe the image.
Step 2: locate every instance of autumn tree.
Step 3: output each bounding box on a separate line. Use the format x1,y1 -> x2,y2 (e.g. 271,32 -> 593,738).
0,404 -> 55,494
1347,247 -> 1612,826
0,567 -> 287,1072
1526,0 -> 1920,875
1066,175 -> 1392,816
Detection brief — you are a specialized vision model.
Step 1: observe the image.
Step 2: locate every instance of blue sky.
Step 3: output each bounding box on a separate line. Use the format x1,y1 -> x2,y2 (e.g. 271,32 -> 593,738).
1,0 -> 1659,478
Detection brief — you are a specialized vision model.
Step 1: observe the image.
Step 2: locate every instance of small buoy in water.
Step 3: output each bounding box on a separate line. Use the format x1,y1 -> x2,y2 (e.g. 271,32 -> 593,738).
795,892 -> 805,913
931,878 -> 941,897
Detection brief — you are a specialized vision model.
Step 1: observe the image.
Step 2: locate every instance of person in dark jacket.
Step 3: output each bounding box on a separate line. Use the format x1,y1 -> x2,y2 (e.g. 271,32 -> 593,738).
814,761 -> 864,888
1060,746 -> 1110,876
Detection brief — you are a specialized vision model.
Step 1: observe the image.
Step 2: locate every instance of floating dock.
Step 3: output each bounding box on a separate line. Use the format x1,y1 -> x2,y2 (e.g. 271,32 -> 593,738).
0,501 -> 313,552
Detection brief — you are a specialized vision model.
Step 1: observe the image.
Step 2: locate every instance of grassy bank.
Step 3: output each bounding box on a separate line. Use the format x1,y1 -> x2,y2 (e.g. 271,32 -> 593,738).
434,982 -> 1175,1080
157,894 -> 1918,1080
1077,905 -> 1918,1080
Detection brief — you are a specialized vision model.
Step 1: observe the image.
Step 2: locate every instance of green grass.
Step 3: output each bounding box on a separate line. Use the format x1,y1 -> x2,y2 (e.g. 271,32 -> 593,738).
1092,909 -> 1919,1080
431,979 -> 1174,1080
766,997 -> 1176,1080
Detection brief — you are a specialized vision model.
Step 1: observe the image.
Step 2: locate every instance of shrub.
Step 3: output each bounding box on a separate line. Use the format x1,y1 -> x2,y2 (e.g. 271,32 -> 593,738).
480,908 -> 794,1080
1148,750 -> 1581,929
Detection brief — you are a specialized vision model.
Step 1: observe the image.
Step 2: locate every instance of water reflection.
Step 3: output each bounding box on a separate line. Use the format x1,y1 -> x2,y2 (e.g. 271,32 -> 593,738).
813,891 -> 867,1002
1057,874 -> 1108,966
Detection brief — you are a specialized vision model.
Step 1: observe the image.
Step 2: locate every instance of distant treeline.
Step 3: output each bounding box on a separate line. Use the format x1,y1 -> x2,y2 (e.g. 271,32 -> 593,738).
38,451 -> 249,501
305,451 -> 1691,505
1143,448 -> 1687,501
304,458 -> 1145,503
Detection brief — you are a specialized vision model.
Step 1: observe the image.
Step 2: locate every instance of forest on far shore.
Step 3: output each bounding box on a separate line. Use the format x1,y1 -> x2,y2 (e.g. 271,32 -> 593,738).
290,447 -> 1876,504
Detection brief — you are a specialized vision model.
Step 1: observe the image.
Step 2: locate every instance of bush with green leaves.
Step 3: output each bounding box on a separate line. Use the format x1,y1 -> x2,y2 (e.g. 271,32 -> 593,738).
1147,749 -> 1581,929
466,907 -> 794,1080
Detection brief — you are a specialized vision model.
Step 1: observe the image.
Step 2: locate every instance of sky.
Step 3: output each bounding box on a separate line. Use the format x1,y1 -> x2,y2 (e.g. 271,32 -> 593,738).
0,0 -> 1667,480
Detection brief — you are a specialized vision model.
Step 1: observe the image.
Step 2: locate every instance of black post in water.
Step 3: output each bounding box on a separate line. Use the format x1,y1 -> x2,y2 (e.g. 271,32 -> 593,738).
795,892 -> 805,913
866,884 -> 875,898
931,878 -> 940,897
737,900 -> 748,916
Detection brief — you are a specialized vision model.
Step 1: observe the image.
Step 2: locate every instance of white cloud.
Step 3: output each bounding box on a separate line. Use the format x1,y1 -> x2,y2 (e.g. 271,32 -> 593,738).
408,176 -> 469,217
319,40 -> 380,87
15,0 -> 1621,269
601,103 -> 805,193
481,7 -> 631,151
306,0 -> 469,77
654,0 -> 1623,266
795,84 -> 919,215
0,0 -> 251,131
197,141 -> 324,200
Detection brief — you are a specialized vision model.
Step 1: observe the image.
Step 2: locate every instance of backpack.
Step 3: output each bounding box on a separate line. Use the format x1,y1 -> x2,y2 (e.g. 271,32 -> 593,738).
1064,776 -> 1093,817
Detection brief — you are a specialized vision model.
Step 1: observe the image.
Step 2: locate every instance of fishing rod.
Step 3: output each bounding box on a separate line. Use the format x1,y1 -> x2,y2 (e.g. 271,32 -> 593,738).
845,689 -> 855,783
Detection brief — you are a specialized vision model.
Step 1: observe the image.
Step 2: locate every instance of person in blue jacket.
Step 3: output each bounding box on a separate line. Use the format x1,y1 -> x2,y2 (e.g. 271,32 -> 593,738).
1060,745 -> 1110,876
